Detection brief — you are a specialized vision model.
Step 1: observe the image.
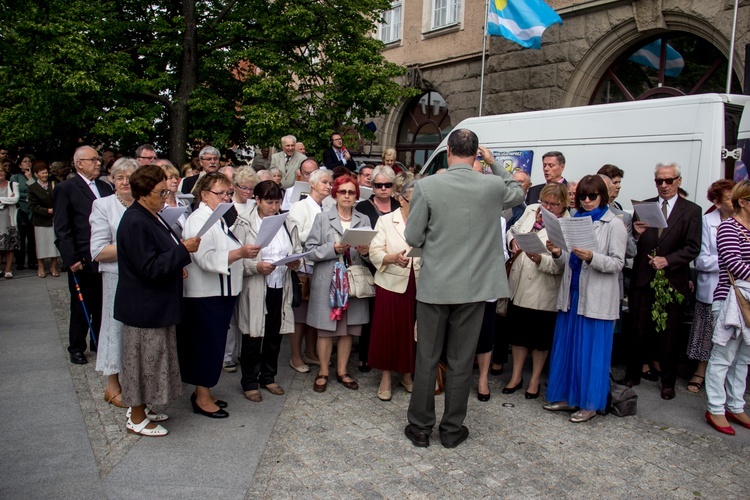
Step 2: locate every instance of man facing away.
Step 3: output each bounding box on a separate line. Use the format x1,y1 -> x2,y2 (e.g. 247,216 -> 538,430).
404,129 -> 524,448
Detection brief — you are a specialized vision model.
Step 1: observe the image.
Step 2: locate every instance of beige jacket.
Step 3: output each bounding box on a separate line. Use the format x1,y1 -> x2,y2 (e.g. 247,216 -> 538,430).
369,209 -> 421,294
505,204 -> 567,311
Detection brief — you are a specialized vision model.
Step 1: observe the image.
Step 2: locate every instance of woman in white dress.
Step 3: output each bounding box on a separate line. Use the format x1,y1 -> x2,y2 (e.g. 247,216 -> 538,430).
89,158 -> 142,412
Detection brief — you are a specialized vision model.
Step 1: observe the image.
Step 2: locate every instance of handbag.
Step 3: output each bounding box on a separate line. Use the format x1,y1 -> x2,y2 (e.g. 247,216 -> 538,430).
346,264 -> 375,299
727,270 -> 750,326
298,271 -> 311,301
290,270 -> 302,308
606,375 -> 638,417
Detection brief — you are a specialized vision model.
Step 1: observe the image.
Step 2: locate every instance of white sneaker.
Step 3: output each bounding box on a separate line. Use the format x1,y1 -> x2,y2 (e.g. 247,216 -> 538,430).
223,361 -> 237,373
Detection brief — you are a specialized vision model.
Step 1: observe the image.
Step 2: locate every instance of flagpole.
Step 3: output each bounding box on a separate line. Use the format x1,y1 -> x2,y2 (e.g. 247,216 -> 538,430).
479,0 -> 490,117
726,0 -> 739,93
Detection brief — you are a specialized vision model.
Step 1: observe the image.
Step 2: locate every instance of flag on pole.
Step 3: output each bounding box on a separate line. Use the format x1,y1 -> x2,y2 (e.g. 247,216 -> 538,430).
628,40 -> 685,77
487,0 -> 563,50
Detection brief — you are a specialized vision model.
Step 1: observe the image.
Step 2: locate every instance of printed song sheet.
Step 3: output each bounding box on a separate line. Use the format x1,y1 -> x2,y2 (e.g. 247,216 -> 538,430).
255,213 -> 289,248
196,203 -> 233,237
631,200 -> 668,228
512,232 -> 548,255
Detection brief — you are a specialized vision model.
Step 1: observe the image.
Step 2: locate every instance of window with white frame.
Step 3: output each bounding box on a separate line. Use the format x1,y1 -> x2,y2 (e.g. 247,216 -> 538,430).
432,0 -> 459,29
379,1 -> 402,44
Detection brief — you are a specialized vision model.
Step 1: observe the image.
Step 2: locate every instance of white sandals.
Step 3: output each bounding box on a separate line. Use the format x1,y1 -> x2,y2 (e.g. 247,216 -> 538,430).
126,406 -> 168,422
126,416 -> 168,437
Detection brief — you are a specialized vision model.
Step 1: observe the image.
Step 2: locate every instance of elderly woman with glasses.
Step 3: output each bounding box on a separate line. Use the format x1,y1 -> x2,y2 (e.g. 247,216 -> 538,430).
114,165 -> 200,436
233,167 -> 259,217
354,165 -> 400,372
543,175 -> 627,424
89,158 -> 139,410
179,172 -> 260,419
503,183 -> 570,399
306,175 -> 371,393
367,180 -> 421,400
504,183 -> 570,400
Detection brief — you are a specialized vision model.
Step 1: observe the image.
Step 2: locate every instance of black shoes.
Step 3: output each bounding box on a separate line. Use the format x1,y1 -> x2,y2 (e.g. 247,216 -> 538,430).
404,425 -> 430,447
358,362 -> 371,373
660,387 -> 676,400
191,393 -> 228,418
441,426 -> 469,448
215,399 -> 228,408
502,378 -> 523,394
478,392 -> 491,402
490,365 -> 504,376
70,352 -> 87,364
642,369 -> 660,382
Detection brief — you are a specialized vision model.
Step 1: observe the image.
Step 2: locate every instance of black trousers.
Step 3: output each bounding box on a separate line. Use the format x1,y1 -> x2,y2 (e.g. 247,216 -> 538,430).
66,270 -> 103,354
14,213 -> 36,268
240,287 -> 283,391
625,286 -> 683,388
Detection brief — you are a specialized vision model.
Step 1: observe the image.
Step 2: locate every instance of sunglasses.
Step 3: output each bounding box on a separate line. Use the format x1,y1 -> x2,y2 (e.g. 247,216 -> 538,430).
577,193 -> 599,202
373,182 -> 393,189
654,177 -> 680,185
338,189 -> 357,196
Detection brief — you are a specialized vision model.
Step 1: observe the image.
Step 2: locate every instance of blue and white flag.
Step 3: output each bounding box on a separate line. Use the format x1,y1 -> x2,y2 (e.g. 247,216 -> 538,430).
628,40 -> 685,77
487,0 -> 563,50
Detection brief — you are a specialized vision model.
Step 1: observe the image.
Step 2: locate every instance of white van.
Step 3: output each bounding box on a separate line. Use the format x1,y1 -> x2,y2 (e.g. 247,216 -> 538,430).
421,94 -> 750,212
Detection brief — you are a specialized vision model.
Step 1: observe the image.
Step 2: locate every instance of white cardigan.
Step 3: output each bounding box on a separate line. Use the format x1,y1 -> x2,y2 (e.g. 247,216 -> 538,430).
0,181 -> 19,227
183,202 -> 243,298
89,195 -> 126,274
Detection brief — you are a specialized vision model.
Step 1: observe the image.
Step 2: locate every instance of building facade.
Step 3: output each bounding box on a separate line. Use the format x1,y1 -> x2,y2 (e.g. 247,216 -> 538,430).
364,0 -> 750,169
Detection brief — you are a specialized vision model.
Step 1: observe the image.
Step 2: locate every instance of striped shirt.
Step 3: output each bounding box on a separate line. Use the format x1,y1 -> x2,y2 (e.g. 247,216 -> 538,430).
714,217 -> 750,302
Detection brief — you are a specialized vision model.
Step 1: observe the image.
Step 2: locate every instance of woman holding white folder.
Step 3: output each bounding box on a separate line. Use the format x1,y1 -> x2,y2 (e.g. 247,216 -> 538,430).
504,183 -> 570,400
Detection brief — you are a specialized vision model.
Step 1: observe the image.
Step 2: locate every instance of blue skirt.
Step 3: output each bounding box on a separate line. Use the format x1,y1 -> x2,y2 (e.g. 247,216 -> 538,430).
546,289 -> 614,411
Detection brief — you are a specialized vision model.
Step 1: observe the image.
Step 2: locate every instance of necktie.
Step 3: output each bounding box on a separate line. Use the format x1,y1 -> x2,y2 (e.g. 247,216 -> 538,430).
658,200 -> 668,238
285,156 -> 291,165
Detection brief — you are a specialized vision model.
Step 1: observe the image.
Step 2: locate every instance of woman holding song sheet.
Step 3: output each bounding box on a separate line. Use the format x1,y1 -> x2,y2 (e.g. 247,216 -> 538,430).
543,175 -> 627,424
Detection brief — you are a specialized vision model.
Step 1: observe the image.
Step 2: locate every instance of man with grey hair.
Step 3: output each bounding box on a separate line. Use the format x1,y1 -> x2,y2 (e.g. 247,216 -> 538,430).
270,135 -> 306,189
404,129 -> 524,448
134,144 -> 158,167
53,145 -> 114,364
180,145 -> 222,194
621,162 -> 701,401
505,170 -> 531,226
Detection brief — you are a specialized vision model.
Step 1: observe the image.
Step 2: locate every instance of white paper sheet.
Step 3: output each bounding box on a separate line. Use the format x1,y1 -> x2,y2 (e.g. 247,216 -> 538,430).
513,232 -> 548,255
196,203 -> 233,238
359,186 -> 373,202
272,250 -> 313,266
540,207 -> 568,252
281,181 -> 312,211
175,193 -> 194,201
631,200 -> 668,228
559,216 -> 598,251
255,213 -> 289,248
159,206 -> 188,227
340,228 -> 378,246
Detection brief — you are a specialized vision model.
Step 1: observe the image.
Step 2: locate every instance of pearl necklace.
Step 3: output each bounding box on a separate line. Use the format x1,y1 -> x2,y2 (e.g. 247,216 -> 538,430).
337,210 -> 352,222
116,193 -> 132,208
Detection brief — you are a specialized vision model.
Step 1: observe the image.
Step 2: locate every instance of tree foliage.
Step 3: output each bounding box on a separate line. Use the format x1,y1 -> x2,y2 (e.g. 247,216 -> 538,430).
0,0 -> 416,165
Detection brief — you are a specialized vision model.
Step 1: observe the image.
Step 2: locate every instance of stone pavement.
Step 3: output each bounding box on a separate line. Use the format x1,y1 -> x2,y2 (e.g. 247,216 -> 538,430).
2,269 -> 750,499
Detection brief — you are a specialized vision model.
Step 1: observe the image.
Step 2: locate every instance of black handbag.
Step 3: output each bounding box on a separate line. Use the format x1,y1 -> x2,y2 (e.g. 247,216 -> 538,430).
290,270 -> 302,308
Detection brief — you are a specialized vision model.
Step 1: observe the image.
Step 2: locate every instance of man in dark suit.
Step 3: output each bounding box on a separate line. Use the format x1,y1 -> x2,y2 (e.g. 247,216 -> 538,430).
179,146 -> 221,195
623,162 -> 701,400
404,130 -> 524,448
53,146 -> 114,364
525,151 -> 567,204
322,132 -> 357,171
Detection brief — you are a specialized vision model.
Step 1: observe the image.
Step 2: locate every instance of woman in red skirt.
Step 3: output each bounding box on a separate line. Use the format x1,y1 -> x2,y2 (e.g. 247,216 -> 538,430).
367,181 -> 421,401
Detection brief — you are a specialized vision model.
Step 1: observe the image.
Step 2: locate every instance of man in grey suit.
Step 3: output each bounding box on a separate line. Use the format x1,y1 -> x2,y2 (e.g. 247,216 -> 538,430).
270,135 -> 307,189
404,129 -> 524,448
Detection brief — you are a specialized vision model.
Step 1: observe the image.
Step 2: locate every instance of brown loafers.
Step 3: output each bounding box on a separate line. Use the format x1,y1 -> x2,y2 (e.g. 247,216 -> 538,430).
261,384 -> 285,396
336,373 -> 359,390
104,389 -> 127,409
244,390 -> 263,402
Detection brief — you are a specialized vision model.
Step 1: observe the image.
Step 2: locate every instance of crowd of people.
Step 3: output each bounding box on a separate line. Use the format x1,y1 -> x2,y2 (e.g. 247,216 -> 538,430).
1,128 -> 749,444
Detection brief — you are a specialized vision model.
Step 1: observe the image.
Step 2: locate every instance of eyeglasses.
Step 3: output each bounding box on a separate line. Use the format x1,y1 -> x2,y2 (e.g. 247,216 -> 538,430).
200,156 -> 220,163
113,175 -> 130,183
655,177 -> 680,185
578,193 -> 599,202
373,182 -> 393,189
137,155 -> 157,162
79,157 -> 102,163
151,189 -> 171,198
541,200 -> 561,208
338,190 -> 357,196
235,184 -> 254,192
208,189 -> 233,198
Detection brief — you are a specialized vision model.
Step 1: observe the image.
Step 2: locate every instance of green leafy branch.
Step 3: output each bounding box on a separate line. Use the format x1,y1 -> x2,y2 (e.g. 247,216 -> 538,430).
649,251 -> 684,332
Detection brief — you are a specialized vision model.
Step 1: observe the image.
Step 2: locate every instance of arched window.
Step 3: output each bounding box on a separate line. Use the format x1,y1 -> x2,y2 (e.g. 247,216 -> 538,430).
396,92 -> 452,169
590,33 -> 742,104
